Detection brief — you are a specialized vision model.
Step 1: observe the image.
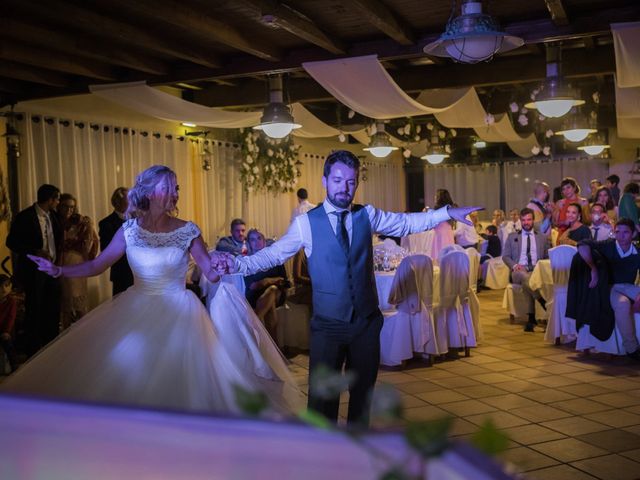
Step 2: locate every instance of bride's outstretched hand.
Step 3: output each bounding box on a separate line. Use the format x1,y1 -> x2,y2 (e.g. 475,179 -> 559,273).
27,254 -> 62,278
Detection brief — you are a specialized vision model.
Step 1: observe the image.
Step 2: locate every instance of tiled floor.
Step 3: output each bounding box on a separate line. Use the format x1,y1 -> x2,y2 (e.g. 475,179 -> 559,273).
288,288 -> 640,480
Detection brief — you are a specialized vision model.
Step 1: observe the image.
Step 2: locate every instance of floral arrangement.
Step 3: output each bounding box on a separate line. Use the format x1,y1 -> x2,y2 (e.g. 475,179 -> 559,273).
239,129 -> 302,194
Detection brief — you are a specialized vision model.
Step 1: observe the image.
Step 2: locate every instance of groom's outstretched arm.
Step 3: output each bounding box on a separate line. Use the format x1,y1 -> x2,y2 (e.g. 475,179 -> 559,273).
368,204 -> 483,237
233,218 -> 306,276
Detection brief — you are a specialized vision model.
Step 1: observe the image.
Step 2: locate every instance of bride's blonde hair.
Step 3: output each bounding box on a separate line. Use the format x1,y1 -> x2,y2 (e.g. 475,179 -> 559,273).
126,165 -> 178,218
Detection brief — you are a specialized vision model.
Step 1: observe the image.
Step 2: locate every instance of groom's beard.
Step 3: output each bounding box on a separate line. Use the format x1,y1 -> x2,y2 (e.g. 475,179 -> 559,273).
329,192 -> 353,209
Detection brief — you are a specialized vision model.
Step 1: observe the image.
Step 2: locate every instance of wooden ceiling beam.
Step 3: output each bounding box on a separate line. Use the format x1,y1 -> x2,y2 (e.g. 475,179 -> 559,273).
0,19 -> 168,75
192,45 -> 615,108
6,0 -> 221,68
0,42 -> 117,81
544,0 -> 570,27
101,0 -> 282,61
344,0 -> 415,45
0,60 -> 70,87
235,0 -> 345,55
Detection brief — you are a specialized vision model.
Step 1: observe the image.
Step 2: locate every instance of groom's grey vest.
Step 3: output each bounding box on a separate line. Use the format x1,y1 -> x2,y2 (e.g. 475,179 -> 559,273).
306,204 -> 379,322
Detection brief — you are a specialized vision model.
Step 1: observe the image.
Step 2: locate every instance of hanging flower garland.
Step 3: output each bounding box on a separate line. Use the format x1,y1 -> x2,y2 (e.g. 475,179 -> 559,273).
239,129 -> 302,194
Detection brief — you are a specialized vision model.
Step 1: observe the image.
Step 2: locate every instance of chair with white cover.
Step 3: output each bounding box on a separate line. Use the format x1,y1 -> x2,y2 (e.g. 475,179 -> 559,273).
544,245 -> 578,344
401,230 -> 434,256
502,261 -> 549,324
465,247 -> 483,342
482,257 -> 510,290
435,251 -> 477,355
379,255 -> 441,366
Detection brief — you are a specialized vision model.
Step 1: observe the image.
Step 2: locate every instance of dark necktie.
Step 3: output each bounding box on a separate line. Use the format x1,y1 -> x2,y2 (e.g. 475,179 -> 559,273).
526,233 -> 533,271
333,211 -> 350,255
592,227 -> 599,240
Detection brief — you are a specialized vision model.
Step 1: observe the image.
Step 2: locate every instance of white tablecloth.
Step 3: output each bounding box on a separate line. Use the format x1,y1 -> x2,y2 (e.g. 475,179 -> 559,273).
528,259 -> 552,297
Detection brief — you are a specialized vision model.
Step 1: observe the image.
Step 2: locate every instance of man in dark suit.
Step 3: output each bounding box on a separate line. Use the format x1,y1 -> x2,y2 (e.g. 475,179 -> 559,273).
6,184 -> 63,356
98,187 -> 133,296
231,150 -> 481,425
502,207 -> 550,332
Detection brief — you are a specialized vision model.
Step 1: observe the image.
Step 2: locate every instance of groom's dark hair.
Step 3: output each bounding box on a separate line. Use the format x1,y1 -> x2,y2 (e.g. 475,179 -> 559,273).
323,150 -> 360,177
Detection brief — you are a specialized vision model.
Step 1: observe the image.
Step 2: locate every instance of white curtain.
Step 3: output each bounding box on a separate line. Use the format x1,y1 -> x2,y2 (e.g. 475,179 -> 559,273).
16,114 -> 405,307
424,163 -> 500,219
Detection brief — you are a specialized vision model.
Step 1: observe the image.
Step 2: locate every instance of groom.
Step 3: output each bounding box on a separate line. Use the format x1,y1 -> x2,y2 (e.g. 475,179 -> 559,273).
228,150 -> 481,425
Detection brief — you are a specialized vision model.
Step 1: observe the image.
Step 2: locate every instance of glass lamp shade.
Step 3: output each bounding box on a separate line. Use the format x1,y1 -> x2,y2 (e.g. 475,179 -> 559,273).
531,99 -> 577,118
557,128 -> 596,142
423,1 -> 523,64
363,131 -> 398,158
253,102 -> 301,139
578,144 -> 609,155
422,153 -> 449,164
525,76 -> 584,119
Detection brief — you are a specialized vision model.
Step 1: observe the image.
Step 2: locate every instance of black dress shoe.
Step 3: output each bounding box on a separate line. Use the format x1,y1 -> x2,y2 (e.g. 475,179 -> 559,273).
524,323 -> 535,332
628,349 -> 640,361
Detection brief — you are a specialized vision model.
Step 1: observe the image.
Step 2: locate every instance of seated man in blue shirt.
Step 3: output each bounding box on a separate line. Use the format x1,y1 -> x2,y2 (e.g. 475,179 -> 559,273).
578,217 -> 640,360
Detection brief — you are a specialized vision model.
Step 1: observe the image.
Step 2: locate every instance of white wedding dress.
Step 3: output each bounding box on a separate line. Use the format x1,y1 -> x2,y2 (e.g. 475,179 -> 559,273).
2,220 -> 303,416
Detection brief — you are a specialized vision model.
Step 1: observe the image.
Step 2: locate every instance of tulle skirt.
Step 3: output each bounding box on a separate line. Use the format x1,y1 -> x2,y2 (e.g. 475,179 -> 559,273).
2,283 -> 304,416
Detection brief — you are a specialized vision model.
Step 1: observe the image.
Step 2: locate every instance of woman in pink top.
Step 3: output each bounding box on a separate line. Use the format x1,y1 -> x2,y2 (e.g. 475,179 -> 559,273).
553,177 -> 589,235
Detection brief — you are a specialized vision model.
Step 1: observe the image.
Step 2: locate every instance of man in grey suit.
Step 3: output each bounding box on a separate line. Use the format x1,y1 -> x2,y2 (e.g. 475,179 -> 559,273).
502,207 -> 550,332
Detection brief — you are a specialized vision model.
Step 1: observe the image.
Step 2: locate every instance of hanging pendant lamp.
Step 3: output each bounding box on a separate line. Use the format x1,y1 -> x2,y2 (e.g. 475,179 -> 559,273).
253,75 -> 301,139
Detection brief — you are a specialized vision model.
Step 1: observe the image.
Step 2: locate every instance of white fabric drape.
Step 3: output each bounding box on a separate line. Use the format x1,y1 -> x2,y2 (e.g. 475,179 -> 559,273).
303,55 -> 538,157
612,22 -> 640,138
423,163 -> 500,215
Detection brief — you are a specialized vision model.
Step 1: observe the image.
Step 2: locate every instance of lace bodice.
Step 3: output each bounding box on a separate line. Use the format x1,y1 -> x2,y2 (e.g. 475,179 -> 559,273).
123,219 -> 201,295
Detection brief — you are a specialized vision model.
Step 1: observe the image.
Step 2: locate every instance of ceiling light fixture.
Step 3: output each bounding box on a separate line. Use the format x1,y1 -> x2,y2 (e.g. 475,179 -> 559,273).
423,0 -> 523,64
577,134 -> 609,156
253,75 -> 301,139
525,45 -> 584,118
555,114 -> 597,142
421,130 -> 450,164
363,123 -> 398,158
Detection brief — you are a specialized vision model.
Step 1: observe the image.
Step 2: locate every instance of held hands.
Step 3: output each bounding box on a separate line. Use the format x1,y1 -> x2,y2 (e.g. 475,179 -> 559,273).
447,206 -> 484,225
27,254 -> 62,278
210,251 -> 235,276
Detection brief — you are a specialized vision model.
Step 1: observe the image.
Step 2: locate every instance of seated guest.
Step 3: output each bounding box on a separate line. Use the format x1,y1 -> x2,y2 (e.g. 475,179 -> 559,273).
480,225 -> 502,263
589,203 -> 612,241
502,208 -> 550,332
0,275 -> 18,373
553,177 -> 589,235
454,211 -> 480,248
244,229 -> 289,338
618,182 -> 640,230
593,186 -> 617,224
556,203 -> 591,246
577,218 -> 640,360
216,218 -> 248,256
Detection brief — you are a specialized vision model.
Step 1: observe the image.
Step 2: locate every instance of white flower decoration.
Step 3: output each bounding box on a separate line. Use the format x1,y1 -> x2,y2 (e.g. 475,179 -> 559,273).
403,149 -> 411,158
403,124 -> 411,135
348,109 -> 355,119
485,114 -> 495,125
450,129 -> 457,137
542,146 -> 551,156
518,114 -> 529,126
426,122 -> 434,130
445,144 -> 451,154
396,127 -> 404,135
510,102 -> 519,113
520,107 -> 528,114
416,125 -> 422,133
545,129 -> 554,138
267,149 -> 274,157
438,130 -> 446,139
414,135 -> 420,141
592,92 -> 600,104
338,133 -> 346,142
531,145 -> 541,155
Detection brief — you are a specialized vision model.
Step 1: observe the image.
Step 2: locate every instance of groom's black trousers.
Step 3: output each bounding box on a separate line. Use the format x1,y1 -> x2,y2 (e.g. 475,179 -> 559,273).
307,309 -> 383,426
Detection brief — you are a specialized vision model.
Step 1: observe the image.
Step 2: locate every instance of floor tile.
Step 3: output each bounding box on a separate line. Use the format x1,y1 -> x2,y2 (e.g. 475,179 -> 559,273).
540,417 -> 611,436
525,464 -> 599,480
500,424 -> 567,445
570,454 -> 640,480
576,429 -> 640,453
529,438 -> 608,462
583,410 -> 640,428
510,405 -> 573,423
519,388 -> 578,404
549,398 -> 612,415
416,389 -> 469,404
498,447 -> 560,473
464,411 -> 530,429
438,399 -> 498,416
481,393 -> 541,410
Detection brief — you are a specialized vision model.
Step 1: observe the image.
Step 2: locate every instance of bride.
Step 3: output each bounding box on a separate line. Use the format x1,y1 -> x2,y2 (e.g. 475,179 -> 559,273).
1,165 -> 303,416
